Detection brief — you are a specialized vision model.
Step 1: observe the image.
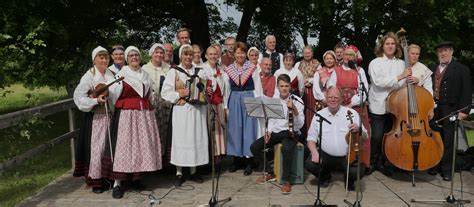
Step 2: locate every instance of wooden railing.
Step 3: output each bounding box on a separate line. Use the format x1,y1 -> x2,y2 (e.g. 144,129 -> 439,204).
0,98 -> 77,172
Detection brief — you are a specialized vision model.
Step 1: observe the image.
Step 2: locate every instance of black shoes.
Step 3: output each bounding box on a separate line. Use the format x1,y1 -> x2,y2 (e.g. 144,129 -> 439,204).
130,180 -> 146,191
428,168 -> 438,175
378,165 -> 393,177
441,173 -> 452,181
174,175 -> 185,186
243,164 -> 253,176
228,164 -> 239,172
112,186 -> 124,199
365,166 -> 376,176
189,173 -> 203,183
92,187 -> 105,194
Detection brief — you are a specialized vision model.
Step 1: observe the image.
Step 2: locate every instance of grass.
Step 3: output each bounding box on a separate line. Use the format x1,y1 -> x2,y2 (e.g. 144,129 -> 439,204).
466,129 -> 474,146
0,84 -> 73,207
0,84 -> 68,115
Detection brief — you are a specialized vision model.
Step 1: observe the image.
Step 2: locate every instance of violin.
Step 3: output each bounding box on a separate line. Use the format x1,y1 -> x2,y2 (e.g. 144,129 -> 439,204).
287,99 -> 299,142
345,110 -> 366,166
88,77 -> 124,99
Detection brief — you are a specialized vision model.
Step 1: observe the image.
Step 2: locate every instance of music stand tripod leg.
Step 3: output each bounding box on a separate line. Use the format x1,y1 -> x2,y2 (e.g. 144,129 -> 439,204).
411,113 -> 471,205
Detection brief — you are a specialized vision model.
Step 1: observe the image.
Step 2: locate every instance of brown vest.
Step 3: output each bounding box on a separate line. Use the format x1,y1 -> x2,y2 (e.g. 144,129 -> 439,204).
434,65 -> 447,100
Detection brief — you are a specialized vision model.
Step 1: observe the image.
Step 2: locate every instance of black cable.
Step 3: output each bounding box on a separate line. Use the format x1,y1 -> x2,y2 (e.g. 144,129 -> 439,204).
136,184 -> 195,206
373,174 -> 411,207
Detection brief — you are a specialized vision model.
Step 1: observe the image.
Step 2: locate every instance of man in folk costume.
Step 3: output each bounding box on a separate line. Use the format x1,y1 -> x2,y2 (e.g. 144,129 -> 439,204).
163,43 -> 174,67
258,35 -> 284,74
162,44 -> 209,186
203,45 -> 227,157
259,57 -> 276,98
304,86 -> 368,190
250,74 -> 305,194
221,36 -> 236,67
430,41 -> 471,181
172,28 -> 191,65
334,42 -> 345,66
104,46 -> 162,199
108,44 -> 125,73
327,45 -> 371,168
366,32 -> 414,176
274,52 -> 304,97
73,46 -> 119,194
142,43 -> 173,164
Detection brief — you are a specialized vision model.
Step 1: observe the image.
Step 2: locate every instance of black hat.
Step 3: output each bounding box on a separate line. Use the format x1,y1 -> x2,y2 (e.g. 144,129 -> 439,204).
434,41 -> 454,50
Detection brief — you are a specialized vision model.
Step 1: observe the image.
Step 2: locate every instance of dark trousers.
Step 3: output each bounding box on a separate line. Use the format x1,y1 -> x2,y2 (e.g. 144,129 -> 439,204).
304,150 -> 365,184
434,105 -> 457,174
250,130 -> 297,183
369,113 -> 393,168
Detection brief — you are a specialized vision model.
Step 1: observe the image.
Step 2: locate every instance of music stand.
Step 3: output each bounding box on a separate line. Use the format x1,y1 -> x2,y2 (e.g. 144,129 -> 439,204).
244,96 -> 285,188
411,105 -> 471,205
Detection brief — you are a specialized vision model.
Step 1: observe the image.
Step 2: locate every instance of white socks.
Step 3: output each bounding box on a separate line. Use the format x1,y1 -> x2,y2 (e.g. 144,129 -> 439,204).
176,166 -> 183,176
113,180 -> 121,187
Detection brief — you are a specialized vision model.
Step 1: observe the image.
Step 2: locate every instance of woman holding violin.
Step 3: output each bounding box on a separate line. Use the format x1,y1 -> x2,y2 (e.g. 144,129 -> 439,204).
103,46 -> 162,199
73,46 -> 119,194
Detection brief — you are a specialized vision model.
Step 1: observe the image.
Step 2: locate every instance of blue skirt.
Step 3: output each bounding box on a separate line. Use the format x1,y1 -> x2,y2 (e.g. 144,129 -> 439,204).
227,91 -> 258,157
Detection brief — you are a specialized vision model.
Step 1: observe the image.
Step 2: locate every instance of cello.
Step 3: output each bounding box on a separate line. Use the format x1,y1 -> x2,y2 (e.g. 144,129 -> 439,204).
383,28 -> 444,172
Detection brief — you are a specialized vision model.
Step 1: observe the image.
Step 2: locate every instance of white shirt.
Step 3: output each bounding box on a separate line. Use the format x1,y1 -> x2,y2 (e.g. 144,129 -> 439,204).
73,67 -> 118,112
307,106 -> 367,157
411,62 -> 433,95
273,67 -> 305,96
267,95 -> 305,134
368,55 -> 406,115
327,65 -> 369,107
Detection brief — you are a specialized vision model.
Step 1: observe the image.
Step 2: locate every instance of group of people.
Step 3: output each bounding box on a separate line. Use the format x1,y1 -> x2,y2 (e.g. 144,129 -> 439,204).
72,28 -> 471,199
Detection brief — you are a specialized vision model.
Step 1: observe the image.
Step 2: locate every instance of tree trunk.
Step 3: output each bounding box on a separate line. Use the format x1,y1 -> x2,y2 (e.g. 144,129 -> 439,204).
236,0 -> 257,42
177,0 -> 211,51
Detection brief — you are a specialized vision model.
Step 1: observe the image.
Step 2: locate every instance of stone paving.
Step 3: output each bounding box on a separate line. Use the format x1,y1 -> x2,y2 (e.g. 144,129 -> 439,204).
18,164 -> 474,207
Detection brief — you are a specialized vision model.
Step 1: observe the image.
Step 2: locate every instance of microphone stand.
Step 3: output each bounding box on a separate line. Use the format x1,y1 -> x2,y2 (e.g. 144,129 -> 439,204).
206,81 -> 231,207
411,104 -> 472,205
291,96 -> 335,207
344,69 -> 367,207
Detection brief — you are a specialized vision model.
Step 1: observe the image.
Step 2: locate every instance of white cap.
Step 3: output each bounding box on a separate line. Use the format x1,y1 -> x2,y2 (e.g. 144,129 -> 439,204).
178,44 -> 192,59
148,43 -> 165,56
91,46 -> 107,62
124,46 -> 141,63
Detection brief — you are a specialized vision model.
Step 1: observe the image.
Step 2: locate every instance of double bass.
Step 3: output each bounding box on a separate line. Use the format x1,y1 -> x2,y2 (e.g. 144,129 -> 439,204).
383,28 -> 444,171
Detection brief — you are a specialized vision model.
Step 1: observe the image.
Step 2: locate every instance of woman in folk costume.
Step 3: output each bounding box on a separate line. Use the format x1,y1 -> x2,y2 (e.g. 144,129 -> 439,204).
142,43 -> 173,164
274,51 -> 304,97
327,45 -> 371,167
73,46 -> 118,194
225,42 -> 263,176
312,50 -> 339,111
248,46 -> 260,70
203,45 -> 227,157
103,46 -> 162,199
161,44 -> 209,186
294,46 -> 320,136
192,44 -> 204,68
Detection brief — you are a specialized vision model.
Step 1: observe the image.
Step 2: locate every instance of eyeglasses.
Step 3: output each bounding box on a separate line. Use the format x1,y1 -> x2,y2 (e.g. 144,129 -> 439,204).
128,54 -> 139,57
327,96 -> 341,100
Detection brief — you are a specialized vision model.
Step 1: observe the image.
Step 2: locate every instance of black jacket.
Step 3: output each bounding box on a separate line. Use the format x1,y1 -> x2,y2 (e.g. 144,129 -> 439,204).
431,60 -> 472,114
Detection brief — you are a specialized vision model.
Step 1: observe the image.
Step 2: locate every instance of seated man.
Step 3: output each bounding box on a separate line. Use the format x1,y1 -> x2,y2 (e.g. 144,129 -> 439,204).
250,74 -> 305,194
304,86 -> 367,191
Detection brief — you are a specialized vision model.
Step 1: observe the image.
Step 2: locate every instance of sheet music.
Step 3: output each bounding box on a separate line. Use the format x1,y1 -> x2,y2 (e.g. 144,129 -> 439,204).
244,96 -> 285,119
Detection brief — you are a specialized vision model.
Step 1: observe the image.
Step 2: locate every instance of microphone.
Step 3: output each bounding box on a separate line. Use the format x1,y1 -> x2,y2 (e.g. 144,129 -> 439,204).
348,60 -> 357,70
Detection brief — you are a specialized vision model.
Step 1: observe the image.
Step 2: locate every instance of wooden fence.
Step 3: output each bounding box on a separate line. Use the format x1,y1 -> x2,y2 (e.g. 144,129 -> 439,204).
0,98 -> 77,171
